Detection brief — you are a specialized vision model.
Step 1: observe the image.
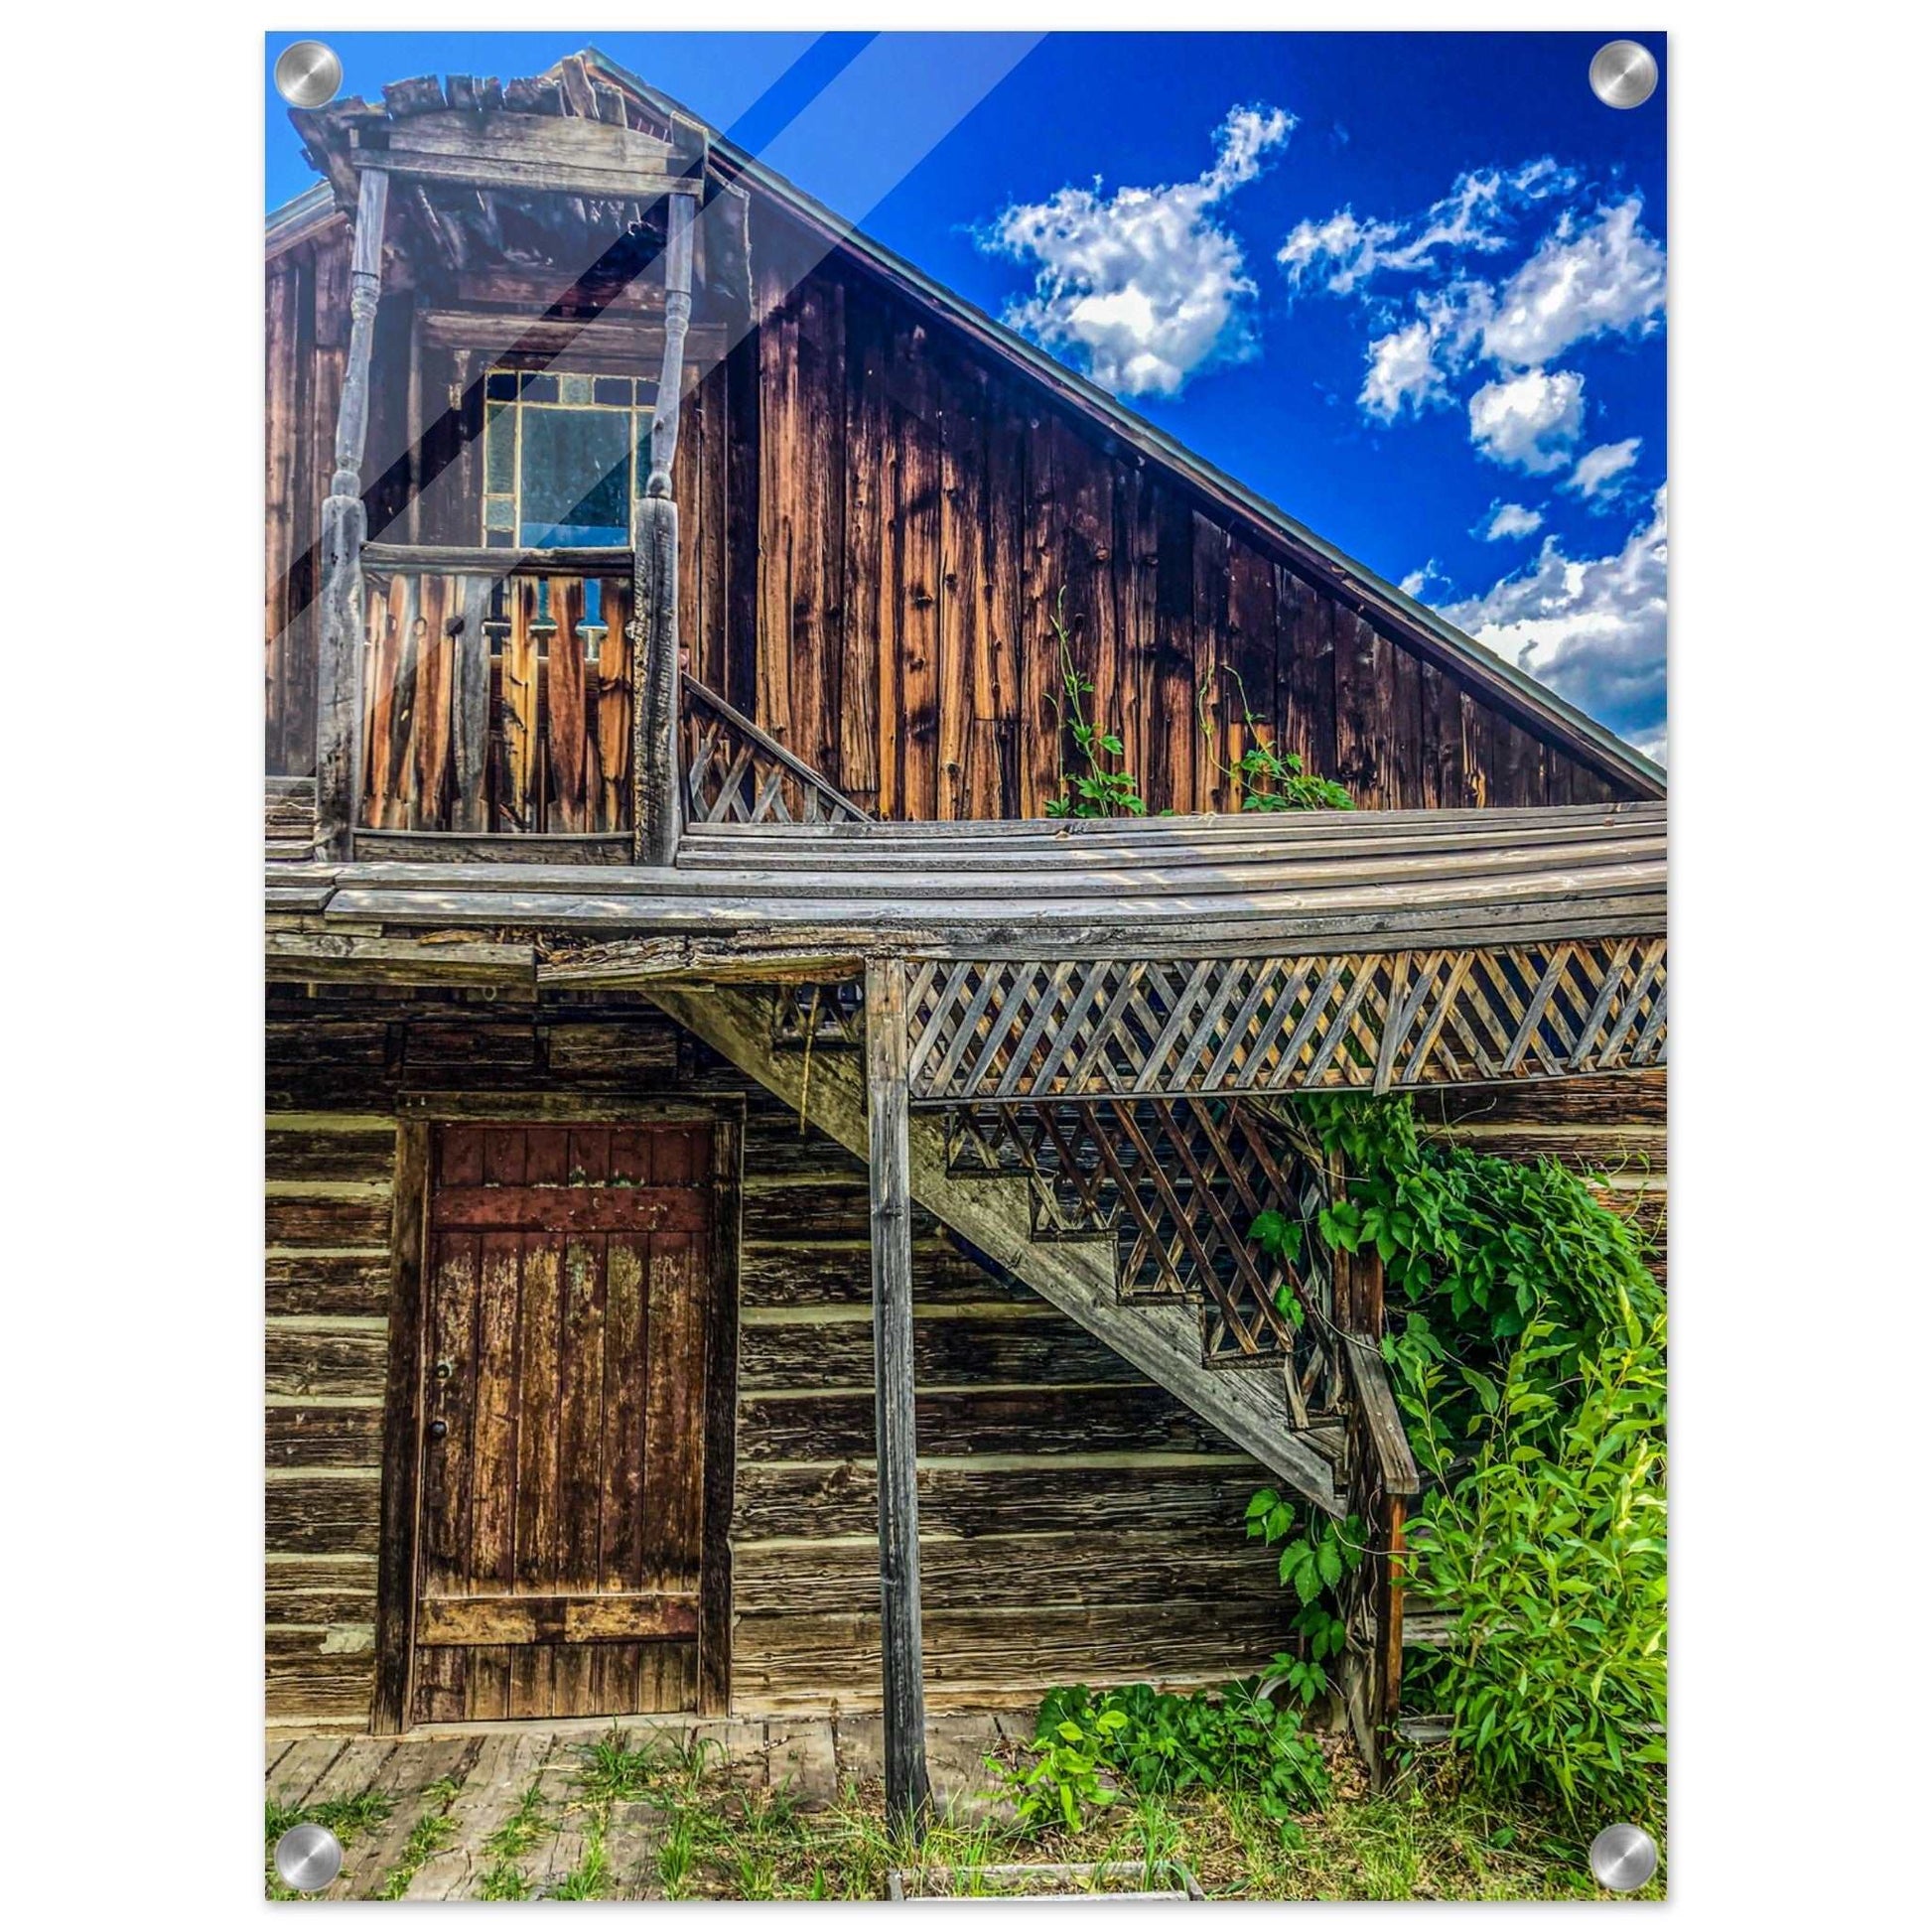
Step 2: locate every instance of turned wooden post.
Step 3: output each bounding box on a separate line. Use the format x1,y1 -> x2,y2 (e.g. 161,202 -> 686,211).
865,954 -> 933,1833
632,190 -> 697,867
314,166 -> 390,862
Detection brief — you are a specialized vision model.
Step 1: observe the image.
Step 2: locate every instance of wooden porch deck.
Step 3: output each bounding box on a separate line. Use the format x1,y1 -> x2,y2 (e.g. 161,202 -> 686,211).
265,1710 -> 1020,1899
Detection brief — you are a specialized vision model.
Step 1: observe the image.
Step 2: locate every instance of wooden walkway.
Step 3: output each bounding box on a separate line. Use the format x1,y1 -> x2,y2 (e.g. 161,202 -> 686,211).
264,1711 -> 1020,1900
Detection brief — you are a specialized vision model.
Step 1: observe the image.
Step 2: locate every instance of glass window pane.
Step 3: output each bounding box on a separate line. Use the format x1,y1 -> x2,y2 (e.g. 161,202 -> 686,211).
516,404 -> 631,547
484,405 -> 514,492
484,369 -> 518,401
559,373 -> 594,406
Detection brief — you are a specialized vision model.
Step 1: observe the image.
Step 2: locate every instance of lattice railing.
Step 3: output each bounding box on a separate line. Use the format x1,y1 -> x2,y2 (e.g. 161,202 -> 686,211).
683,676 -> 870,827
905,939 -> 1665,1103
943,1097 -> 1344,1415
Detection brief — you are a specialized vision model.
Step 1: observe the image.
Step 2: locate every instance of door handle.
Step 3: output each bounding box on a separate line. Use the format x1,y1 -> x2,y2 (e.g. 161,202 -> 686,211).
427,1419 -> 449,1442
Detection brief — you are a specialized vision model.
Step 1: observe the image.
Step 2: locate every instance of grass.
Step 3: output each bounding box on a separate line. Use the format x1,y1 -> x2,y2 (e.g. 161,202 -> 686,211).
263,1785 -> 399,1900
368,1777 -> 463,1900
265,1725 -> 1664,1902
478,1776 -> 549,1900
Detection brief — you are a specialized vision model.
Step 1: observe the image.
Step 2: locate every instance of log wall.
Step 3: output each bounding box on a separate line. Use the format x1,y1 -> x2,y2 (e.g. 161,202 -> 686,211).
266,990 -> 1664,1729
265,984 -> 1299,1729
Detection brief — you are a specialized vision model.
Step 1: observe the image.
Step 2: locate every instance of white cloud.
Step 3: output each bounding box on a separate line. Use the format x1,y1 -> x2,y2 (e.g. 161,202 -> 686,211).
1279,178 -> 1664,485
985,105 -> 1295,397
1279,158 -> 1577,295
1399,559 -> 1453,600
1439,483 -> 1668,746
1564,436 -> 1642,502
1468,368 -> 1586,474
1480,500 -> 1544,541
1361,320 -> 1447,420
1479,201 -> 1666,368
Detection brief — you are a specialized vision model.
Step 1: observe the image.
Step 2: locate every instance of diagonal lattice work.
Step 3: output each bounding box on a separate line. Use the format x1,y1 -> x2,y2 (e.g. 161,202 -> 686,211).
905,939 -> 1665,1103
769,981 -> 867,1049
944,1098 -> 1345,1415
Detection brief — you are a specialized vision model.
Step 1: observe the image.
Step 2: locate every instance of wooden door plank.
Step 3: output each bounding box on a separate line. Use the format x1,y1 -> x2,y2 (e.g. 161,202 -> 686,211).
643,1234 -> 708,1588
599,1237 -> 650,1591
507,1236 -> 562,1719
432,1186 -> 710,1232
417,1234 -> 481,1606
552,1234 -> 609,1715
418,1590 -> 699,1644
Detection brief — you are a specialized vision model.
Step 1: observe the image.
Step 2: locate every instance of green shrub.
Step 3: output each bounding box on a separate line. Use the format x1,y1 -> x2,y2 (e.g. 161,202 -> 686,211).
1007,1676 -> 1330,1846
1405,1292 -> 1667,1823
1252,1094 -> 1667,1820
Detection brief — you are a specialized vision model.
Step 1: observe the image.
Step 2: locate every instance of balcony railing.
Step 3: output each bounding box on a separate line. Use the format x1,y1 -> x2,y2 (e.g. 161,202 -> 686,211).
683,677 -> 871,827
356,544 -> 634,854
345,546 -> 870,862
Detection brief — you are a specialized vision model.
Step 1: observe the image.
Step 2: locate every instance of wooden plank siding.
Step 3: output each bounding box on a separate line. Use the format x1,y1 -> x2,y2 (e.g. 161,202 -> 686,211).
266,985 -> 1663,1728
269,190 -> 1647,812
743,242 -> 1646,819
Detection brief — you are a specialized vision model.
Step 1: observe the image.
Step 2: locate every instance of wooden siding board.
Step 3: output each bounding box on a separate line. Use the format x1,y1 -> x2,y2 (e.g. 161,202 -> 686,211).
891,325 -> 943,821
937,358 -> 985,821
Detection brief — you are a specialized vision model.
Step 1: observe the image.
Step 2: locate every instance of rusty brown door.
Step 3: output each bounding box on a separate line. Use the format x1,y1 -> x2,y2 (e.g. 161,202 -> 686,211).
409,1122 -> 714,1724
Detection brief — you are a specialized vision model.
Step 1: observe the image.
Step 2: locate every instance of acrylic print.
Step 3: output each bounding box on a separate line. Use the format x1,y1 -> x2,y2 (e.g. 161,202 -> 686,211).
265,30 -> 1666,1901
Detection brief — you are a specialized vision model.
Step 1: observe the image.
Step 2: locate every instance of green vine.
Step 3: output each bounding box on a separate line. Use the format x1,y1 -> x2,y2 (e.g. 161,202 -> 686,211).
1044,590 -> 1148,818
1199,667 -> 1355,813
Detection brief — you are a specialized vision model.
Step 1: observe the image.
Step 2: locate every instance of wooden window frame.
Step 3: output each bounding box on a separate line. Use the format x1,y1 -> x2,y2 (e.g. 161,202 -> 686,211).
369,1091 -> 745,1733
479,371 -> 655,552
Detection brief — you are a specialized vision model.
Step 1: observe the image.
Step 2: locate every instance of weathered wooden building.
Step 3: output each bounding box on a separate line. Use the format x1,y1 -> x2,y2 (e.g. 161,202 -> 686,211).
265,51 -> 1665,1809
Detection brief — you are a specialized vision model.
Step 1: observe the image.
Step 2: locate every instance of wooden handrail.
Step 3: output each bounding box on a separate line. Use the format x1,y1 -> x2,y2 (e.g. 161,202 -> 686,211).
684,676 -> 874,825
361,543 -> 631,578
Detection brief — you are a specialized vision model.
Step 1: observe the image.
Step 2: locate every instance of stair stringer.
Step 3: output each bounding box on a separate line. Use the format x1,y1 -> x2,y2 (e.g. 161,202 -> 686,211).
645,980 -> 1344,1516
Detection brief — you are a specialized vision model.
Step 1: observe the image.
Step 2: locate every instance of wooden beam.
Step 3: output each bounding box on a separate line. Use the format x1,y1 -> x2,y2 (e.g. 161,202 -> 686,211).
364,542 -> 630,576
348,110 -> 702,201
416,1590 -> 698,1645
633,190 -> 698,869
866,955 -> 933,1832
417,309 -> 727,363
315,166 -> 390,862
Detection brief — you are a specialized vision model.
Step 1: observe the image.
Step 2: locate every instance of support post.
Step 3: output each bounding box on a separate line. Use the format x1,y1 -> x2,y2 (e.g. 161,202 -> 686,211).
865,953 -> 932,1833
633,191 -> 697,867
315,166 -> 390,862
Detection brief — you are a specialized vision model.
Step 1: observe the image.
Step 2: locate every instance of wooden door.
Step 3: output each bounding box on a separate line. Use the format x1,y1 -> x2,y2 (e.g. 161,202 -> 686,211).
408,1122 -> 715,1724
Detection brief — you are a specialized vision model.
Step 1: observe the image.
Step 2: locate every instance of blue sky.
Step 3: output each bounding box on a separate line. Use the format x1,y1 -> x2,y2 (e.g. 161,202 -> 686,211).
267,31 -> 1668,759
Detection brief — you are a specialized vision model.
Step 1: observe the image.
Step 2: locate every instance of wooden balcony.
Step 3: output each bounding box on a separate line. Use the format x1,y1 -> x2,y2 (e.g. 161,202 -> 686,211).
354,545 -> 635,863
345,543 -> 868,865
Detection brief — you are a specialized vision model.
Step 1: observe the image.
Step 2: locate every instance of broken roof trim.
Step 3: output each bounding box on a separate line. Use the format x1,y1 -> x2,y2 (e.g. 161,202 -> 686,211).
264,180 -> 343,259
263,44 -> 1664,797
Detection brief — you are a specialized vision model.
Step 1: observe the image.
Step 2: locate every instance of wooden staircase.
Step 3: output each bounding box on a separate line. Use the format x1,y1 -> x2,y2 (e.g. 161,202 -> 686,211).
646,978 -> 1347,1514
